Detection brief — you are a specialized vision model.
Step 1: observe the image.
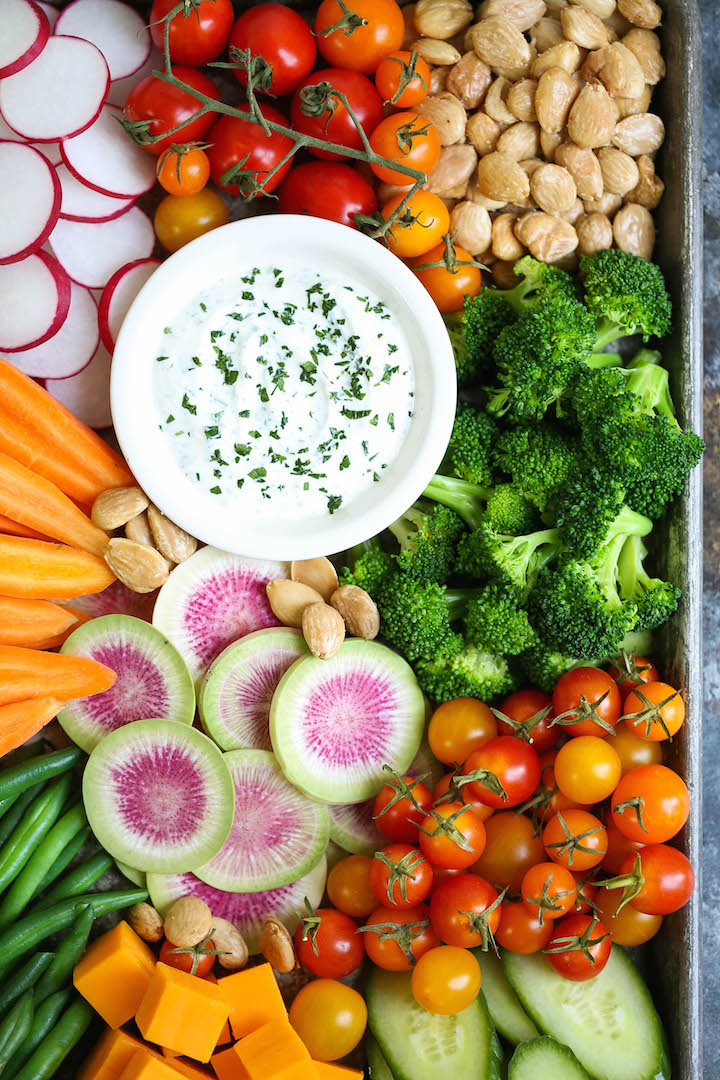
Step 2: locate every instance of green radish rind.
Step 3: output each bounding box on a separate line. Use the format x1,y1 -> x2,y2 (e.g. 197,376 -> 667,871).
503,948 -> 671,1080
194,749 -> 329,893
57,615 -> 195,753
472,949 -> 539,1046
82,719 -> 234,874
367,1036 -> 397,1080
199,628 -> 309,752
271,640 -> 426,804
508,1037 -> 591,1079
367,967 -> 503,1080
328,801 -> 383,855
115,861 -> 146,889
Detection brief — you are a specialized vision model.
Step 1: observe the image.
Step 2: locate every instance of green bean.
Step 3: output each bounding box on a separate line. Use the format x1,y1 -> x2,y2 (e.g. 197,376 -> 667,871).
2,989 -> 69,1080
0,788 -> 40,850
0,746 -> 43,823
0,803 -> 88,929
12,996 -> 92,1080
0,889 -> 147,978
0,991 -> 33,1066
0,748 -> 83,804
0,774 -> 73,897
0,953 -> 53,1017
34,904 -> 94,1007
29,827 -> 91,903
33,851 -> 113,911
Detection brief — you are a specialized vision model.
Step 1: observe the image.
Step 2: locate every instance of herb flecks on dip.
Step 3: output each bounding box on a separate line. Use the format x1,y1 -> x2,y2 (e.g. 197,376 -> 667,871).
153,265 -> 415,518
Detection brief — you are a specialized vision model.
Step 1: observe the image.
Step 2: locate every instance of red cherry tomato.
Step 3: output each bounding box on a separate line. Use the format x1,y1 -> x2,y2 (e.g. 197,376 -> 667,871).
521,862 -> 577,924
495,689 -> 558,753
546,914 -> 611,982
291,68 -> 384,162
361,904 -> 439,971
294,906 -> 365,978
607,654 -> 659,700
159,937 -> 215,977
571,871 -> 599,915
372,773 -> 433,844
228,4 -> 317,97
601,820 -> 644,875
429,873 -> 502,949
369,844 -> 433,909
610,764 -> 690,845
418,802 -> 486,870
463,737 -> 541,810
495,901 -> 553,954
542,810 -> 608,873
552,666 -> 622,738
206,103 -> 294,197
277,162 -> 377,229
622,683 -> 685,742
150,0 -> 233,66
124,68 -> 221,155
315,0 -> 404,74
472,812 -> 545,892
375,50 -> 431,108
618,845 -> 695,915
433,772 -> 494,823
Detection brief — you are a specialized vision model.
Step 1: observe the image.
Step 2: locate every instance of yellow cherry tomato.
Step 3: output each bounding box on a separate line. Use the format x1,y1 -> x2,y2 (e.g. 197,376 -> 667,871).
156,144 -> 211,196
604,721 -> 663,775
154,189 -> 229,253
410,945 -> 481,1015
554,736 -> 622,805
594,886 -> 663,946
327,854 -> 377,918
289,979 -> 367,1061
381,190 -> 449,258
428,697 -> 497,766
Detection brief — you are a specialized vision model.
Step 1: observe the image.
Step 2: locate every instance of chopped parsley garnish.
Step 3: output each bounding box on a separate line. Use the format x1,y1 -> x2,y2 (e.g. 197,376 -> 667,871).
181,394 -> 196,415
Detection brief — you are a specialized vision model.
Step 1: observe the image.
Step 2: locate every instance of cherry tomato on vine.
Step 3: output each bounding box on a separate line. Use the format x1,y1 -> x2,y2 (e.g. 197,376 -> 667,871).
315,0 -> 404,74
124,68 -> 221,155
411,946 -> 482,1015
411,241 -> 483,313
150,0 -> 233,66
207,104 -> 294,197
546,914 -> 611,982
495,689 -> 558,754
418,802 -> 486,870
289,979 -> 367,1062
571,871 -> 599,915
154,189 -> 228,252
372,773 -> 433,844
277,162 -> 377,229
610,764 -> 690,845
463,736 -> 541,810
622,683 -> 685,742
375,50 -> 431,108
495,901 -> 553,954
291,69 -> 384,162
381,190 -> 449,257
617,845 -> 695,915
159,936 -> 215,977
542,810 -> 608,872
601,820 -> 644,874
554,736 -> 622,805
228,4 -> 317,97
472,812 -> 545,892
429,873 -> 502,949
369,844 -> 433,909
607,654 -> 659,699
428,697 -> 497,766
368,111 -> 441,186
433,772 -> 494,823
327,854 -> 376,918
156,144 -> 210,196
552,666 -> 622,738
604,720 -> 663,775
521,862 -> 577,924
594,886 -> 662,946
361,904 -> 439,971
294,906 -> 365,978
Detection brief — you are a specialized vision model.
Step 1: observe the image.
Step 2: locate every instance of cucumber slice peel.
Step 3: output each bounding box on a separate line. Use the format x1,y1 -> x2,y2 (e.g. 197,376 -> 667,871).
368,1035 -> 397,1080
472,948 -> 539,1046
509,1037 -> 591,1079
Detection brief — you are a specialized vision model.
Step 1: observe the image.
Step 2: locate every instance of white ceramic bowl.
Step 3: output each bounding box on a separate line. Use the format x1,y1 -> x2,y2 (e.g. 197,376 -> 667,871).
111,215 -> 456,560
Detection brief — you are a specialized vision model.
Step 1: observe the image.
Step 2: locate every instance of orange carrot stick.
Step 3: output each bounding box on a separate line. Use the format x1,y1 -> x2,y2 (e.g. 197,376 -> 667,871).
0,597 -> 80,648
0,535 -> 115,599
0,646 -> 116,707
0,697 -> 64,758
0,514 -> 53,543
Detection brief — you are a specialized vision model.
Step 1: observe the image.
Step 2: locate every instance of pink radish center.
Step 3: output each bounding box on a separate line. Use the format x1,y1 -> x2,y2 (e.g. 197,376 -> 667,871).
225,777 -> 302,853
160,872 -> 307,924
184,566 -> 280,669
70,580 -> 157,622
110,742 -> 207,846
80,640 -> 169,730
304,671 -> 396,768
221,649 -> 298,750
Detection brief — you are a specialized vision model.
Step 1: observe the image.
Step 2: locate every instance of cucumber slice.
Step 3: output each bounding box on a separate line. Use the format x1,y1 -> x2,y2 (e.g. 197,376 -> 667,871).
115,860 -> 146,888
368,1036 -> 396,1080
472,949 -> 539,1045
508,1037 -> 590,1079
367,967 -> 503,1080
328,800 -> 382,855
503,948 -> 670,1080
270,640 -> 426,804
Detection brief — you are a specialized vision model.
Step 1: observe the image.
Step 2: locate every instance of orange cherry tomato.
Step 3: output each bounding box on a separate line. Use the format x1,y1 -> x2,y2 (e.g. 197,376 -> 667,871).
619,845 -> 695,916
521,862 -> 577,924
472,812 -> 545,892
542,810 -> 608,873
571,871 -> 599,915
554,736 -> 622,804
495,901 -> 553,954
327,854 -> 377,918
361,904 -> 439,971
604,721 -> 663,775
428,697 -> 497,766
601,819 -> 644,875
381,190 -> 449,257
289,979 -> 366,1062
535,751 -> 589,824
552,666 -> 622,738
369,844 -> 434,909
607,654 -> 660,700
610,764 -> 690,845
153,189 -> 229,253
375,50 -> 431,108
433,772 -> 494,823
159,937 -> 215,977
622,683 -> 685,742
315,0 -> 404,74
594,886 -> 662,946
429,873 -> 502,949
418,802 -> 486,870
411,241 -> 483,313
411,946 -> 482,1015
156,144 -> 210,196
369,111 -> 440,186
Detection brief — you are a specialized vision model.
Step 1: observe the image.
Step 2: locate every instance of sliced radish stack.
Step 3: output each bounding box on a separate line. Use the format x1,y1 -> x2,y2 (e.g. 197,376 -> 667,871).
0,36 -> 109,141
0,117 -> 62,164
0,0 -> 49,80
0,142 -> 60,263
61,104 -> 157,199
46,341 -> 113,428
106,48 -> 161,110
49,206 -> 154,290
55,0 -> 150,80
98,258 -> 160,353
0,250 -> 70,352
57,164 -> 135,223
8,281 -> 98,379
35,2 -> 59,31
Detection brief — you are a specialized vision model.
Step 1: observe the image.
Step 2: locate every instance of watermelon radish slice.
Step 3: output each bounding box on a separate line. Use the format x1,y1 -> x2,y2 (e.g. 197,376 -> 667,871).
270,640 -> 426,805
57,164 -> 135,223
56,615 -> 195,753
83,718 -> 234,874
55,0 -> 150,81
328,800 -> 383,856
199,629 -> 309,752
98,258 -> 160,353
0,142 -> 61,264
0,249 -> 70,352
61,104 -> 156,200
48,206 -> 154,289
8,281 -> 98,379
45,341 -> 112,428
153,547 -> 289,685
67,581 -> 157,623
0,0 -> 50,80
115,860 -> 146,888
194,750 -> 329,893
148,856 -> 328,956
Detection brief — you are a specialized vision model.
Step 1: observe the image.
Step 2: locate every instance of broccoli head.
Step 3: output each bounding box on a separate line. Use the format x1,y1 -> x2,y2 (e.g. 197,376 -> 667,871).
493,425 -> 584,512
375,573 -> 464,662
339,540 -> 394,595
424,473 -> 536,535
485,484 -> 539,535
447,292 -> 518,388
616,533 -> 681,631
442,403 -> 497,487
580,250 -> 672,349
388,501 -> 467,584
414,644 -> 517,704
456,523 -> 562,593
518,644 -> 587,694
503,254 -> 579,311
552,465 -> 628,558
464,583 -> 537,655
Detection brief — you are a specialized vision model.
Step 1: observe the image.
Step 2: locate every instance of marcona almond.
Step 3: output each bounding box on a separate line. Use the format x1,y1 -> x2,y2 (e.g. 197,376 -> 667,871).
212,917 -> 249,971
532,40 -> 582,77
556,142 -> 604,198
613,201 -> 654,258
412,38 -> 461,65
267,579 -> 324,628
560,5 -> 610,47
425,144 -> 478,196
476,151 -> 531,202
617,0 -> 661,29
622,28 -> 664,83
449,201 -> 493,254
596,145 -> 640,195
612,112 -> 664,155
545,0 -> 569,9
530,17 -> 564,52
627,153 -> 664,209
534,66 -> 581,133
507,78 -> 538,121
567,83 -> 618,148
581,42 -> 645,97
492,259 -> 520,288
471,15 -> 532,71
147,505 -> 197,564
164,896 -> 212,948
258,917 -> 297,973
495,45 -> 538,84
515,211 -> 579,261
614,85 -> 652,119
105,538 -> 170,594
583,190 -> 622,216
467,178 -> 507,210
128,902 -> 164,942
569,0 -> 617,17
467,111 -> 503,155
604,8 -> 632,33
530,162 -> 577,212
540,128 -> 565,161
291,557 -> 339,602
331,585 -> 380,640
492,212 -> 527,260
496,120 -> 541,161
483,77 -> 517,124
429,66 -> 450,93
91,486 -> 149,530
414,0 -> 474,38
557,196 -> 585,224
447,52 -> 492,109
576,211 -> 614,253
481,0 -> 548,33
125,511 -> 154,547
417,92 -> 467,144
302,602 -> 346,660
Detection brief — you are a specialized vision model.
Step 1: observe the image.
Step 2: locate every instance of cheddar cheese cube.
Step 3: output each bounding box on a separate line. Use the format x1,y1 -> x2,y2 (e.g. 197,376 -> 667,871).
77,1028 -> 159,1080
73,922 -> 156,1029
313,1065 -> 363,1080
215,964 -> 287,1040
119,1050 -> 181,1080
136,963 -> 230,1063
234,1020 -> 315,1080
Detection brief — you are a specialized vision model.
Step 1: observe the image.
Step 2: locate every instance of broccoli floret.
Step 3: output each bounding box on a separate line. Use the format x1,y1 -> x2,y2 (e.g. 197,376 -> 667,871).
388,502 -> 466,584
580,250 -> 673,349
552,465 -> 627,558
455,523 -> 562,592
414,644 -> 517,704
616,533 -> 681,631
441,403 -> 497,486
485,484 -> 539,535
503,254 -> 579,311
518,644 -> 587,694
493,425 -> 584,512
340,540 -> 394,595
423,473 -> 536,535
464,583 -> 537,655
375,573 -> 466,662
447,293 -> 518,388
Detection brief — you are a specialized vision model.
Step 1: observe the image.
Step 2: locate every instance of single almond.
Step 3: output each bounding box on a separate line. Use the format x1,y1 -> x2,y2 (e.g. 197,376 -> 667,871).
258,917 -> 297,973
471,15 -> 532,72
414,0 -> 474,38
447,52 -> 492,110
211,917 -> 249,971
331,584 -> 380,640
164,896 -> 212,948
105,538 -> 170,594
291,557 -> 339,602
128,902 -> 164,943
267,579 -> 324,627
147,505 -> 198,564
612,201 -> 654,258
91,486 -> 148,530
412,38 -> 461,66
125,511 -> 154,547
476,151 -> 531,203
567,83 -> 619,148
416,91 -> 467,145
302,602 -> 346,660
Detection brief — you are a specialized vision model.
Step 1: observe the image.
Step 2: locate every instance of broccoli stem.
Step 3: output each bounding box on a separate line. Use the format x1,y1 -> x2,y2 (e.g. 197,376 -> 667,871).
423,476 -> 490,531
594,317 -> 629,351
586,352 -> 623,369
624,360 -> 678,426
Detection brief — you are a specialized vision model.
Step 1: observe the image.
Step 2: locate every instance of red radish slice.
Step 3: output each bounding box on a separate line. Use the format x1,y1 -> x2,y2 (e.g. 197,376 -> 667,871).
106,47 -> 161,110
55,0 -> 150,81
36,2 -> 59,31
57,164 -> 135,223
0,116 -> 61,164
0,142 -> 60,264
61,104 -> 156,199
0,0 -> 49,80
49,206 -> 154,290
7,281 -> 97,379
98,258 -> 159,353
0,36 -> 109,142
46,341 -> 113,428
0,250 -> 70,352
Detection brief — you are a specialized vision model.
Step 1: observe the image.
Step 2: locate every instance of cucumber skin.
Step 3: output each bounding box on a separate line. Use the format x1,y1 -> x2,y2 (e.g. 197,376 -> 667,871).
367,1036 -> 396,1080
472,948 -> 539,1046
509,1037 -> 591,1079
